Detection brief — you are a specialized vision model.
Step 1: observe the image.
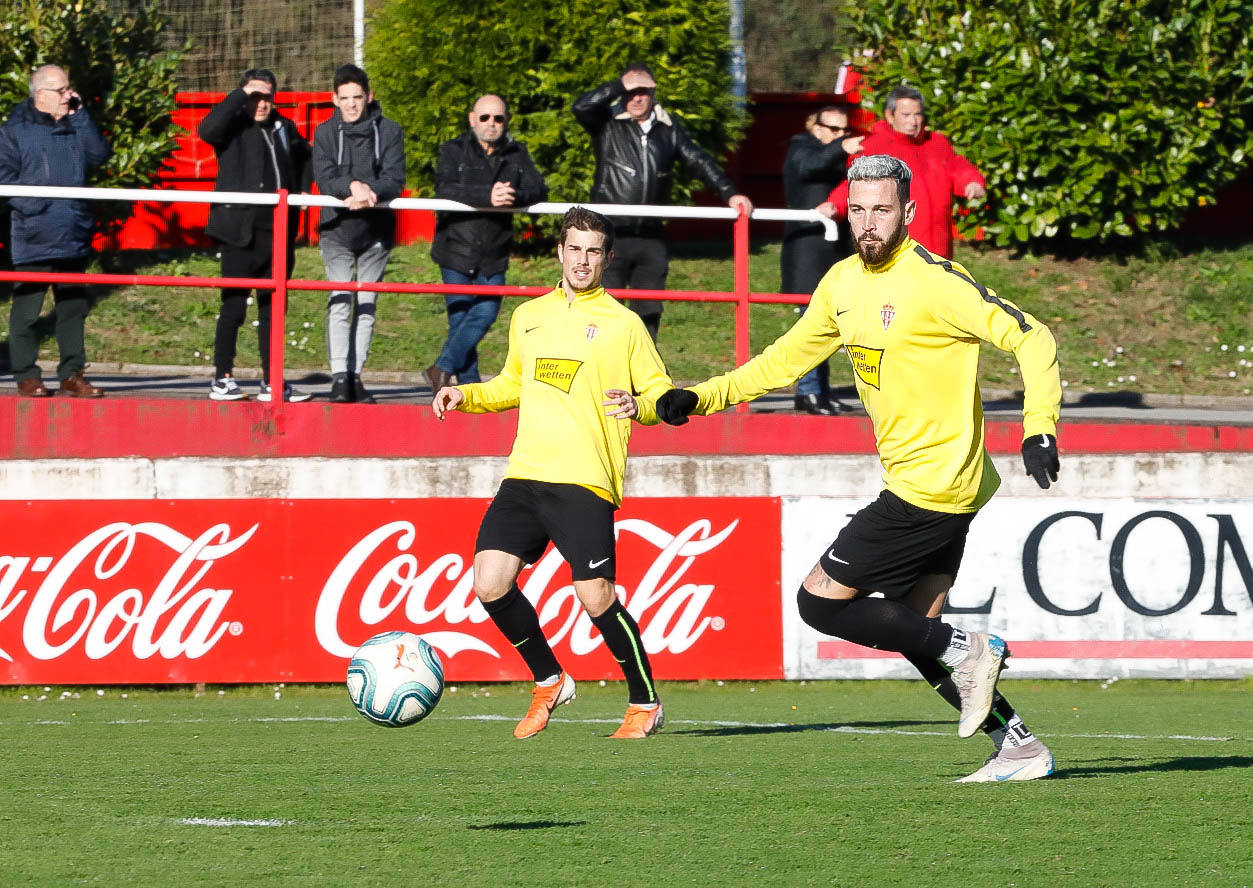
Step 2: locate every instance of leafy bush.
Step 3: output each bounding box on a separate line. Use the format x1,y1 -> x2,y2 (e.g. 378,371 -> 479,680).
0,0 -> 186,190
367,0 -> 748,230
843,1 -> 1253,249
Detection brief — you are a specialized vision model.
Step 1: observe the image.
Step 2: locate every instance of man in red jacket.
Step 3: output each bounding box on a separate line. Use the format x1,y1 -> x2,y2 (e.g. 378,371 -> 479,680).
826,85 -> 985,258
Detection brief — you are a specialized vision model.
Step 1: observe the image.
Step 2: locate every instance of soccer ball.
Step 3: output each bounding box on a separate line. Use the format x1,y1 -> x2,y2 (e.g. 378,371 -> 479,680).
346,631 -> 445,727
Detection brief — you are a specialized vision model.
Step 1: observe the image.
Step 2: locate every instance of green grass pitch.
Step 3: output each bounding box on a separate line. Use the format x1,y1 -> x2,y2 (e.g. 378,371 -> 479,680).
1,679 -> 1249,887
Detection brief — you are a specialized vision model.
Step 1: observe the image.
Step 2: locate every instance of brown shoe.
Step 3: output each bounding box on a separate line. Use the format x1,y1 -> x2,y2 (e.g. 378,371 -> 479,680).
16,377 -> 52,398
424,363 -> 451,393
59,372 -> 104,398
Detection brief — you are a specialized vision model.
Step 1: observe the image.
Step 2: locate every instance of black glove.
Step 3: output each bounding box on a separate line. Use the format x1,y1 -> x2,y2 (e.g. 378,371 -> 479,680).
1021,433 -> 1059,489
656,388 -> 699,426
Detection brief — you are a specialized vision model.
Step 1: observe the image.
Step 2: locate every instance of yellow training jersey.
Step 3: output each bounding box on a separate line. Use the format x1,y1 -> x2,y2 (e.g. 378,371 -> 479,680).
456,285 -> 674,507
691,237 -> 1061,513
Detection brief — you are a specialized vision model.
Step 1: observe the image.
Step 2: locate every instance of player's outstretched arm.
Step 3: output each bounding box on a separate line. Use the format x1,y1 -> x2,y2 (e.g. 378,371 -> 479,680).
432,386 -> 465,421
688,302 -> 843,416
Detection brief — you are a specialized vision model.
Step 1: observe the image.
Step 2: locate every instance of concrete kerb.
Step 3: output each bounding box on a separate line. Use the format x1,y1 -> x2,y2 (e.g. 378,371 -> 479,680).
14,359 -> 1253,419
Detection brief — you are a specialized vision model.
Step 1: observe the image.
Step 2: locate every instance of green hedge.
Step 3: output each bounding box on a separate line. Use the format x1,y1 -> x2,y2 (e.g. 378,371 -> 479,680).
843,1 -> 1253,249
367,0 -> 747,231
0,0 -> 185,193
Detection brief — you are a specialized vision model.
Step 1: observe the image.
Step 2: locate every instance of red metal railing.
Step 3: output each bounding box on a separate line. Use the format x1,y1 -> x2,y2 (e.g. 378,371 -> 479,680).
0,186 -> 834,410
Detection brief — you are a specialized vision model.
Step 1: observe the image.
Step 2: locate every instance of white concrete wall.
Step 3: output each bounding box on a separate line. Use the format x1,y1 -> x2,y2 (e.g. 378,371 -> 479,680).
0,452 -> 1248,500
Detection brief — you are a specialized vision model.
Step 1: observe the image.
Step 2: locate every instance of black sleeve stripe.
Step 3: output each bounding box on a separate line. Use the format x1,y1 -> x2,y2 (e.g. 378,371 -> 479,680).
912,244 -> 1031,332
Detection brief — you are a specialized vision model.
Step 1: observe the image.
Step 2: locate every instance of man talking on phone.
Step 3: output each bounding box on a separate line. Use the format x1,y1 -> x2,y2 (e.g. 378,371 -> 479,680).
0,64 -> 111,398
426,94 -> 548,392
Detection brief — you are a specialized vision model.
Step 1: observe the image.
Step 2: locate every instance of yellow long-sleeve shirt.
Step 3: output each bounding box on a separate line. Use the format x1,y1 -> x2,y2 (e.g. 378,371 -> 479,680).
456,285 -> 674,507
691,237 -> 1061,513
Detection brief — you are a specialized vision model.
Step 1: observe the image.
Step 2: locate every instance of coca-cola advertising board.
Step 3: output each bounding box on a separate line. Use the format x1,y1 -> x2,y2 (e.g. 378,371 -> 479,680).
0,498 -> 782,685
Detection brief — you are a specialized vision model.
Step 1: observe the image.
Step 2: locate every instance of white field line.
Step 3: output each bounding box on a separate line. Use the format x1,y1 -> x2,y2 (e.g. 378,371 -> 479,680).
2,713 -> 1244,742
178,818 -> 290,827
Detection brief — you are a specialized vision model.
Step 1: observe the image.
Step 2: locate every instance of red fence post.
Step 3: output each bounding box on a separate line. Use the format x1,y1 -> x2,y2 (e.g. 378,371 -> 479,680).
733,206 -> 751,414
270,189 -> 289,405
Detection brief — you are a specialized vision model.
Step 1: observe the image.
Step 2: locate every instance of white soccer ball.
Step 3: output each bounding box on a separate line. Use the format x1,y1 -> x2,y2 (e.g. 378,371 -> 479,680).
346,630 -> 445,727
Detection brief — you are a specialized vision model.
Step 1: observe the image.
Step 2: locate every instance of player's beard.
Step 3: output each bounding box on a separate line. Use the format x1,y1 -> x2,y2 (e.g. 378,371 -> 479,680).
855,221 -> 907,266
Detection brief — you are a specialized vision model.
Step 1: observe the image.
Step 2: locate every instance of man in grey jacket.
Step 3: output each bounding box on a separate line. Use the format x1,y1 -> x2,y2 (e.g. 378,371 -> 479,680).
312,64 -> 405,403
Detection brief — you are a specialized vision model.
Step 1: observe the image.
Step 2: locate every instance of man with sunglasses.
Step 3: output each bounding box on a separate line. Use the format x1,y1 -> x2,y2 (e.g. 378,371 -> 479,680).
573,63 -> 753,342
781,105 -> 863,415
0,64 -> 110,398
427,94 -> 548,393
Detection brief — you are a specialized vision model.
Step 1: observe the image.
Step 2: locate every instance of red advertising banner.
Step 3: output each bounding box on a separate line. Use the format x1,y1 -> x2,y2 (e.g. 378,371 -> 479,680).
0,498 -> 782,685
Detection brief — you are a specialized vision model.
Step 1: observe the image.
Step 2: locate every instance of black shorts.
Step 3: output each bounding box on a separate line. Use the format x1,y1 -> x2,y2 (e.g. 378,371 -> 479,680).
476,478 -> 617,581
819,490 -> 977,599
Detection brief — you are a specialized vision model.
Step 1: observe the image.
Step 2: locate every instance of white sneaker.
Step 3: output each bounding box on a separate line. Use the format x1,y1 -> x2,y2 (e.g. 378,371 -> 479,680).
956,739 -> 1055,783
952,632 -> 1009,738
209,377 -> 248,401
257,381 -> 312,403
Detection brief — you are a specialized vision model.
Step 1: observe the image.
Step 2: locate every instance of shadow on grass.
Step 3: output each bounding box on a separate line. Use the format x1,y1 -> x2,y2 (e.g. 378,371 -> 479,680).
468,819 -> 587,831
1052,754 -> 1253,779
674,719 -> 946,738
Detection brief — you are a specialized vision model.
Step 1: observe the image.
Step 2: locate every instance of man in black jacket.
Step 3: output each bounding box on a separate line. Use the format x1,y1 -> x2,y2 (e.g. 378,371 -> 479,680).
313,64 -> 405,404
782,105 -> 862,415
426,94 -> 547,391
573,63 -> 752,341
199,68 -> 313,402
0,64 -> 110,398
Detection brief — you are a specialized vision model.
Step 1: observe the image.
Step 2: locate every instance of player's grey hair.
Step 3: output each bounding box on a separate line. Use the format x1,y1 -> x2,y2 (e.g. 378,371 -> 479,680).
884,84 -> 925,115
29,64 -> 65,97
847,154 -> 913,206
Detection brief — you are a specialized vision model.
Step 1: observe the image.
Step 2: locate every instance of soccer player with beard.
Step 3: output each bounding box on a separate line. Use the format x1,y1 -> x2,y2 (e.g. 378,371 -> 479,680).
655,154 -> 1062,782
433,207 -> 673,740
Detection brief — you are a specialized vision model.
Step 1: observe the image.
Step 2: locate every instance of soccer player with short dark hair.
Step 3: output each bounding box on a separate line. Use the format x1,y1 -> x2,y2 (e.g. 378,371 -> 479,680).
656,154 -> 1061,782
433,206 -> 674,739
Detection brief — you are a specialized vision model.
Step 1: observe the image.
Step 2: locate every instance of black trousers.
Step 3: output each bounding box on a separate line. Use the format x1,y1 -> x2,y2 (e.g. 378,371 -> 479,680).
214,228 -> 294,383
602,235 -> 668,338
9,257 -> 91,382
781,231 -> 849,294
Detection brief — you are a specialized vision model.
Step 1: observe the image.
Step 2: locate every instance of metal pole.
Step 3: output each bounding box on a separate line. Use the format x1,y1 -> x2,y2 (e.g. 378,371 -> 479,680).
270,189 -> 290,406
729,0 -> 747,106
353,0 -> 365,67
733,205 -> 751,414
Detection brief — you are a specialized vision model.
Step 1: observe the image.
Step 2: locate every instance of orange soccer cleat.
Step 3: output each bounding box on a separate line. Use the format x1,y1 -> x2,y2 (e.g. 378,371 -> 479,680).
609,702 -> 665,739
513,672 -> 577,739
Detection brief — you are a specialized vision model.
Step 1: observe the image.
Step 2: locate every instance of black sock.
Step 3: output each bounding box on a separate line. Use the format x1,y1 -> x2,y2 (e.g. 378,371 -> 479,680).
480,585 -> 561,682
796,588 -> 952,659
905,653 -> 1016,734
590,600 -> 657,705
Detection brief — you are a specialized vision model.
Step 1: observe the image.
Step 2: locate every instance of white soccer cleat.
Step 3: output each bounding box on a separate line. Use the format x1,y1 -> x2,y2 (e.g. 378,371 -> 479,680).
956,739 -> 1055,783
952,631 -> 1009,738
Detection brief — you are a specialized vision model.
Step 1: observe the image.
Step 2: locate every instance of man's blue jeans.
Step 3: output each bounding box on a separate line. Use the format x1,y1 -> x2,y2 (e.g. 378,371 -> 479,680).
435,268 -> 505,384
797,361 -> 830,398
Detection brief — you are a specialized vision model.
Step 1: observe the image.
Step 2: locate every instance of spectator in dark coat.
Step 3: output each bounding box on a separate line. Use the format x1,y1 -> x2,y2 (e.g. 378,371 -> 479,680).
199,67 -> 313,402
827,84 -> 985,259
312,64 -> 405,404
573,62 -> 753,341
782,105 -> 862,415
425,94 -> 547,391
0,64 -> 110,397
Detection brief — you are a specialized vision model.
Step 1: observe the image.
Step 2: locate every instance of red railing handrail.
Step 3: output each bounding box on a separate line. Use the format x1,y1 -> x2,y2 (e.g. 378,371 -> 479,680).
0,185 -> 831,409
